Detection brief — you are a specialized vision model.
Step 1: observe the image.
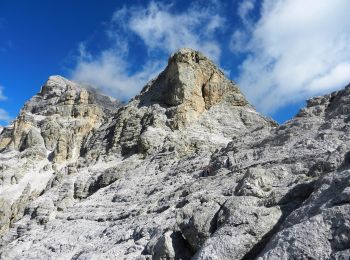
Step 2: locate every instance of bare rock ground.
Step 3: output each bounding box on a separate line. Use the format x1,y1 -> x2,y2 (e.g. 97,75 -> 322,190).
0,48 -> 349,260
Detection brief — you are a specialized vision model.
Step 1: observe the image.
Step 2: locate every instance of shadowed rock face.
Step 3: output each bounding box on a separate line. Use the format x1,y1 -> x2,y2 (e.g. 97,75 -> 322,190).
0,49 -> 350,260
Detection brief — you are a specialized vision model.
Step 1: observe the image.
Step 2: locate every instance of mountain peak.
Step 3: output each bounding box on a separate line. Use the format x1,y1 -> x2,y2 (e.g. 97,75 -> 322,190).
138,48 -> 251,128
46,75 -> 75,87
39,75 -> 86,98
30,75 -> 120,115
169,48 -> 206,64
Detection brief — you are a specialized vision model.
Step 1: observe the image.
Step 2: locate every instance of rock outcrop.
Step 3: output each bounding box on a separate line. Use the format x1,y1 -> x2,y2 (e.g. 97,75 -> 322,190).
0,48 -> 349,260
81,48 -> 274,161
0,76 -> 120,239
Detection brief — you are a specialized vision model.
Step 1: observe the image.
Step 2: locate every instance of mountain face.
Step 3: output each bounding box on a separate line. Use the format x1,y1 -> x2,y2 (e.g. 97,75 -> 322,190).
0,48 -> 349,260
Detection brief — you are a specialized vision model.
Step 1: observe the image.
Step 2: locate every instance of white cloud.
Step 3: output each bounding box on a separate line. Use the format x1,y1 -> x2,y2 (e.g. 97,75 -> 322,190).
0,86 -> 10,124
238,0 -> 255,27
230,29 -> 249,53
73,49 -> 163,101
0,86 -> 7,101
0,108 -> 10,124
237,0 -> 350,113
127,1 -> 224,61
308,63 -> 350,93
230,0 -> 255,53
71,1 -> 224,101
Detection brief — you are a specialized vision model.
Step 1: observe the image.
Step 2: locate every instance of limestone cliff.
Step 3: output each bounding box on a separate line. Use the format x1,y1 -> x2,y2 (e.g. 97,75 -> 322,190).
0,76 -> 120,236
0,49 -> 349,260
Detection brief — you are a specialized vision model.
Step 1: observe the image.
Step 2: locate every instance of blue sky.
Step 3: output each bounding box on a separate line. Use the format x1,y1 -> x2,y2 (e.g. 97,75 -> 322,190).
1,0 -> 350,125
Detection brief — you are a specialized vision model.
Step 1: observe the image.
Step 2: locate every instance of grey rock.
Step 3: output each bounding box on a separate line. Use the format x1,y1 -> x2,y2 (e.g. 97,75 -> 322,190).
257,171 -> 350,260
145,231 -> 193,260
0,75 -> 121,238
177,198 -> 222,251
193,196 -> 282,260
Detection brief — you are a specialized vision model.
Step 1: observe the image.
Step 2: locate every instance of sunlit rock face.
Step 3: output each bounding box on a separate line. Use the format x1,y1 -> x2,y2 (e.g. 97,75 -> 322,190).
1,75 -> 120,162
0,76 -> 120,239
1,49 -> 350,260
136,48 -> 250,129
82,48 -> 274,159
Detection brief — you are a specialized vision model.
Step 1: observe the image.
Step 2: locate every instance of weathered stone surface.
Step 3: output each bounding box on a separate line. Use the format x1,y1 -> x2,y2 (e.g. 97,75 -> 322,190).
0,49 -> 350,260
81,48 -> 274,162
0,75 -> 120,238
177,198 -> 223,251
137,48 -> 250,129
258,171 -> 350,260
193,196 -> 282,260
145,230 -> 193,260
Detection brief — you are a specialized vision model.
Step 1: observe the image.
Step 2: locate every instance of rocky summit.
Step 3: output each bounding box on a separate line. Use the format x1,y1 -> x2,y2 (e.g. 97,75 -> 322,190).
0,48 -> 349,260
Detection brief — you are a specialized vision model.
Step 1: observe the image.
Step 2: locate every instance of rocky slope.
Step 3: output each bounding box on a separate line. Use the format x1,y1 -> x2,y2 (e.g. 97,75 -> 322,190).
0,48 -> 349,260
0,76 -> 120,236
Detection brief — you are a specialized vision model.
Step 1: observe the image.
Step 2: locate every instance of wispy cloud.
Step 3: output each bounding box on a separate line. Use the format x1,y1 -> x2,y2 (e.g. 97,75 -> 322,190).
230,0 -> 255,53
0,108 -> 10,123
0,86 -> 7,101
71,1 -> 224,101
237,0 -> 256,27
0,86 -> 10,124
72,47 -> 163,101
126,1 -> 224,62
236,0 -> 350,113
